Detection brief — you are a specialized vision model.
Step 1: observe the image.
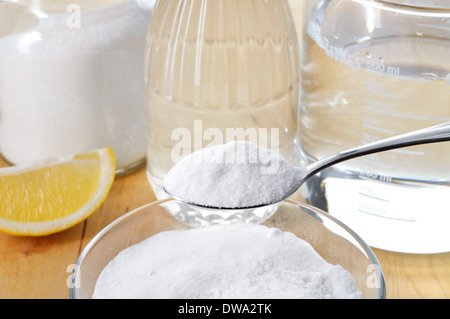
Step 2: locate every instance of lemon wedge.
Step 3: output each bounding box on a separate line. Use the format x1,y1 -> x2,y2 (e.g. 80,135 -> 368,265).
0,147 -> 115,236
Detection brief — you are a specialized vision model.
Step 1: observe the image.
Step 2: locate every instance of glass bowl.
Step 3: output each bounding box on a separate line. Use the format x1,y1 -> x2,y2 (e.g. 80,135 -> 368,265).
69,198 -> 386,299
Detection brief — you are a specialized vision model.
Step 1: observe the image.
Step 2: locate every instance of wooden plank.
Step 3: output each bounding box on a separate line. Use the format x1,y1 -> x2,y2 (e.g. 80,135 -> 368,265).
0,0 -> 449,299
0,161 -> 155,299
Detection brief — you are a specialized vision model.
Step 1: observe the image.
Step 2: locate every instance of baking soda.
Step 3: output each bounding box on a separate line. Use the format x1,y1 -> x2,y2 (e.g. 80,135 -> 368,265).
0,0 -> 150,169
163,141 -> 301,208
92,223 -> 362,299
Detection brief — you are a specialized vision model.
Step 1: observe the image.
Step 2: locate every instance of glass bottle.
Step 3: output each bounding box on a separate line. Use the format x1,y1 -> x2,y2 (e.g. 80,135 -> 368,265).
145,0 -> 302,199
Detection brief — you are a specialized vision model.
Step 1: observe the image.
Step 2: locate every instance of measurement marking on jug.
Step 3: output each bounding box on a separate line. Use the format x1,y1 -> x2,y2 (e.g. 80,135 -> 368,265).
363,123 -> 396,134
365,87 -> 398,98
361,132 -> 380,144
362,114 -> 396,134
358,191 -> 389,202
387,66 -> 400,76
360,170 -> 393,183
366,59 -> 401,78
357,183 -> 418,222
357,207 -> 416,222
357,206 -> 390,219
365,79 -> 397,98
364,97 -> 397,113
363,105 -> 432,121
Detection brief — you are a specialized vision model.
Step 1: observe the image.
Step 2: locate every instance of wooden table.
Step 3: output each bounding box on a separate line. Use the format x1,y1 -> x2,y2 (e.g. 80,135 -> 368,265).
0,156 -> 449,299
1,0 -> 449,300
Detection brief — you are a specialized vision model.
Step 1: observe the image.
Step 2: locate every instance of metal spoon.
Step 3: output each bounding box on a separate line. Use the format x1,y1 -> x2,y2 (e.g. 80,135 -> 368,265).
164,121 -> 450,209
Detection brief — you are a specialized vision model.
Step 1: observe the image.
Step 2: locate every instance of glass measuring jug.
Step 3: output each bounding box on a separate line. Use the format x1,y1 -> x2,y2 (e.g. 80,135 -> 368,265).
145,0 -> 302,200
300,0 -> 450,253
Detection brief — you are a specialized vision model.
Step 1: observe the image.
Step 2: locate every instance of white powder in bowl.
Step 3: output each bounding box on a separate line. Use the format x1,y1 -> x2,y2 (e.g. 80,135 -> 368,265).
163,141 -> 301,208
92,223 -> 362,299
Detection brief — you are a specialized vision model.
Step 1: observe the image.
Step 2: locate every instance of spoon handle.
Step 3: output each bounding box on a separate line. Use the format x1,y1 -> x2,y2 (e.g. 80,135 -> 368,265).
302,121 -> 450,181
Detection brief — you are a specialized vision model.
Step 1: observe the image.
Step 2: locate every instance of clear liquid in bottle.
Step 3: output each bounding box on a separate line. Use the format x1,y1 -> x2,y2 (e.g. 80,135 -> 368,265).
145,0 -> 302,200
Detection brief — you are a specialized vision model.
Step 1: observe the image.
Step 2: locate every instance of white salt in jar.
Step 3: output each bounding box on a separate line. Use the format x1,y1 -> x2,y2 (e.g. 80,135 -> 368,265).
0,0 -> 152,175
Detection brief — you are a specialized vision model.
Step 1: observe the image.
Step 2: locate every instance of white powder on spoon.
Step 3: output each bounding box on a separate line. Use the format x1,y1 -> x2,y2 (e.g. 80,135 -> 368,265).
163,141 -> 301,208
92,223 -> 362,299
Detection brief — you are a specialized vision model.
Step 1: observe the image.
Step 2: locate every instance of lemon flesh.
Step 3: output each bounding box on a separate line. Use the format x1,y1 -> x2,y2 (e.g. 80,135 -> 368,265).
0,147 -> 115,236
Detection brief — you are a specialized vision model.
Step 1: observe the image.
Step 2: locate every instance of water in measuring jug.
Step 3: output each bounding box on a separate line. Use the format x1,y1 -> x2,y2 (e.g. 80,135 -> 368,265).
145,0 -> 302,200
300,0 -> 450,253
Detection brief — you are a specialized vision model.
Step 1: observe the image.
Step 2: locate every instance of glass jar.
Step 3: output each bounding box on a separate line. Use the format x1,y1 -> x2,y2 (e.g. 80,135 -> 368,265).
0,0 -> 153,175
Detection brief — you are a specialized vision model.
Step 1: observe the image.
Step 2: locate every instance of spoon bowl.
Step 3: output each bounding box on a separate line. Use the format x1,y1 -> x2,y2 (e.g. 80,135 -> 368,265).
164,122 -> 450,209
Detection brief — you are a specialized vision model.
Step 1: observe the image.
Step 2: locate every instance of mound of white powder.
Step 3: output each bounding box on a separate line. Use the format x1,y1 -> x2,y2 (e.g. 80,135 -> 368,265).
92,223 -> 362,299
163,141 -> 301,208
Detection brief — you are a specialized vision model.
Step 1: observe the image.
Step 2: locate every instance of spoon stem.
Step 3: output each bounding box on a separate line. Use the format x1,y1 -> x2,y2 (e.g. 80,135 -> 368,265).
301,121 -> 450,183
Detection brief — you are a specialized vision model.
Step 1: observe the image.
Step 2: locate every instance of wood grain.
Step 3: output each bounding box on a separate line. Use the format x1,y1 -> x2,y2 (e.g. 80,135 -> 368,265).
0,158 -> 156,299
1,156 -> 449,299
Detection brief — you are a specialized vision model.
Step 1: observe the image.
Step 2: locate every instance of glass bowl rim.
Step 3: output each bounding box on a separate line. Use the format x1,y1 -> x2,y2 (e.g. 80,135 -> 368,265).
69,198 -> 386,299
